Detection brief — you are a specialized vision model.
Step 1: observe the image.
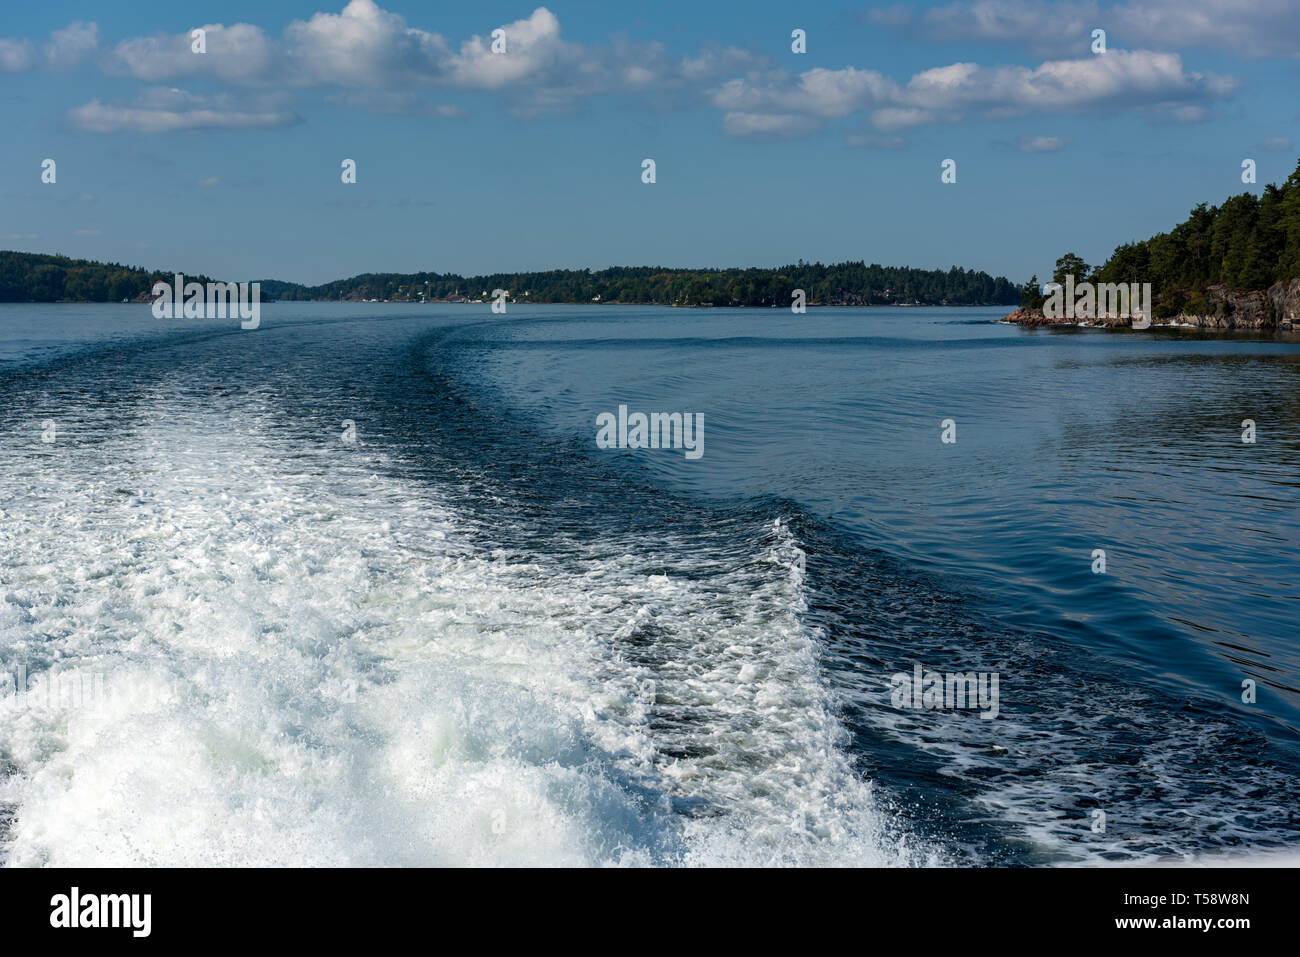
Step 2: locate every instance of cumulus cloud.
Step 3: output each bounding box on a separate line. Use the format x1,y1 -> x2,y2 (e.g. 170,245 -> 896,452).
2,21 -> 97,72
711,67 -> 898,117
0,2 -> 767,131
280,0 -> 449,87
45,21 -> 98,69
67,88 -> 298,133
3,1 -> 1247,142
713,48 -> 1235,138
94,1 -> 761,115
441,7 -> 561,89
895,0 -> 1300,59
105,22 -> 278,83
0,37 -> 35,72
903,50 -> 1236,114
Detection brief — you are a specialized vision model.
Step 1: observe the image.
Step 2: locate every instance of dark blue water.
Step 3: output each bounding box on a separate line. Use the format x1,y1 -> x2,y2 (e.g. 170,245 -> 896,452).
1,302 -> 1297,865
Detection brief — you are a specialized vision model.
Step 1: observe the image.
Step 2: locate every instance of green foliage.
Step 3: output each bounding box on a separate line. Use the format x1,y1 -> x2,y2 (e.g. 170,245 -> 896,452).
1020,274 -> 1046,309
1067,158 -> 1300,314
1183,290 -> 1211,315
1052,253 -> 1091,287
270,261 -> 1019,306
1,252 -> 1020,307
0,251 -> 213,303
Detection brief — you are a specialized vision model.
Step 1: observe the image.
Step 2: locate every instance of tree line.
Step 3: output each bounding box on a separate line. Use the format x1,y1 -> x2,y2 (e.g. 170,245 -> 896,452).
0,252 -> 214,303
267,261 -> 1019,306
0,250 -> 217,302
1022,158 -> 1300,317
0,251 -> 1019,306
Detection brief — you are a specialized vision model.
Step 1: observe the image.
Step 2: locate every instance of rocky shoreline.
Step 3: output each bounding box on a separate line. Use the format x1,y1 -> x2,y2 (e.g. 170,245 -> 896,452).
1004,278 -> 1300,331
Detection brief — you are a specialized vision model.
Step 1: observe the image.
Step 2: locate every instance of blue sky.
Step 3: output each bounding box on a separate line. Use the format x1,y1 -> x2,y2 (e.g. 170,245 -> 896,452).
2,0 -> 1298,285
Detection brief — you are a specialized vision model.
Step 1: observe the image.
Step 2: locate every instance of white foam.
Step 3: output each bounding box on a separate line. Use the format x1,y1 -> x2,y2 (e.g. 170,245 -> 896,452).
0,387 -> 916,866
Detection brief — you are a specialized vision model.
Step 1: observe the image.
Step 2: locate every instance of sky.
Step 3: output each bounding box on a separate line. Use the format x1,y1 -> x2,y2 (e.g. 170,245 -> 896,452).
1,0 -> 1298,286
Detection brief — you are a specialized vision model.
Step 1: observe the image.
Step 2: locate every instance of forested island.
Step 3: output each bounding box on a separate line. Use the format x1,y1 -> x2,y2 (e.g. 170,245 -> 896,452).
0,253 -> 215,303
1012,159 -> 1300,329
266,262 -> 1019,306
0,254 -> 1018,307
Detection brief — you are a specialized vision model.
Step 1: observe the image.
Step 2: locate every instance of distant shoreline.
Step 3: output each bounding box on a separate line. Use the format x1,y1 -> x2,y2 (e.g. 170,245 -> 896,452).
0,250 -> 1021,309
12,298 -> 1014,308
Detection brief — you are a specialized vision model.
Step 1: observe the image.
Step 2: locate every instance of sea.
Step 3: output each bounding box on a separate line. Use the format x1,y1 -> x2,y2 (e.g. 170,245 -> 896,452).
1,302 -> 1297,866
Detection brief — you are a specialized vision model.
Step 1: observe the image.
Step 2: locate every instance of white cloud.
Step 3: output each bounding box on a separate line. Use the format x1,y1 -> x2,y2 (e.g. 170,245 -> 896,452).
92,2 -> 761,117
67,89 -> 298,133
711,67 -> 897,117
901,50 -> 1234,114
45,21 -> 98,69
871,107 -> 946,131
917,0 -> 1096,52
713,48 -> 1234,137
1018,135 -> 1073,152
106,22 -> 277,83
280,3 -> 756,113
721,111 -> 821,139
280,0 -> 449,87
0,37 -> 36,72
906,1 -> 1300,59
442,7 -> 561,89
3,1 -> 1248,144
1258,136 -> 1294,151
2,21 -> 97,72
